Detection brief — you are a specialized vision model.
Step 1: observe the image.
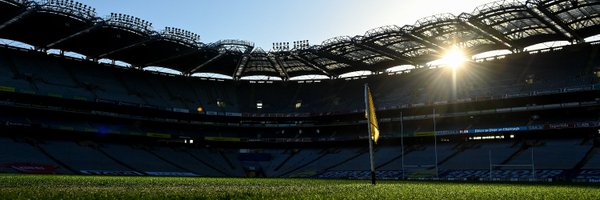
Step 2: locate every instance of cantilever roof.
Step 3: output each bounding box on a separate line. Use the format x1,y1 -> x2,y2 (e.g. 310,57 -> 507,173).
0,0 -> 599,80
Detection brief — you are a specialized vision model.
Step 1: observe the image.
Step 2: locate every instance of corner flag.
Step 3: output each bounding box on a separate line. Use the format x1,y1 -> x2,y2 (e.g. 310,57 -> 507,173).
364,84 -> 379,185
365,85 -> 380,144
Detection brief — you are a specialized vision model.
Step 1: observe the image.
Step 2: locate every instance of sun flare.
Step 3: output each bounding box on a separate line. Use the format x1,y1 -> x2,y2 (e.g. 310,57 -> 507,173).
442,46 -> 468,69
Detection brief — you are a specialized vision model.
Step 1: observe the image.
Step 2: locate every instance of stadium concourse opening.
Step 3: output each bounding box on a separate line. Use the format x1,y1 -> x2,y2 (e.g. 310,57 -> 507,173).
1,0 -> 600,190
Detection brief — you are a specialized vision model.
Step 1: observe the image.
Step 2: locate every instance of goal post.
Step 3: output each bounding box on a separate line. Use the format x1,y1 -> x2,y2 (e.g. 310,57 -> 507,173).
489,148 -> 535,181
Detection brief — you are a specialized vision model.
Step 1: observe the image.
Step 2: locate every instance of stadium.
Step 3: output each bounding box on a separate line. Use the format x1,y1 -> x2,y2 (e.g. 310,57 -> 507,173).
1,0 -> 600,198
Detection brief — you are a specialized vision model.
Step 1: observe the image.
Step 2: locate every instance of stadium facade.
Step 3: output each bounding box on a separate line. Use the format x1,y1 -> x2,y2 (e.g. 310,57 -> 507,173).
1,0 -> 600,181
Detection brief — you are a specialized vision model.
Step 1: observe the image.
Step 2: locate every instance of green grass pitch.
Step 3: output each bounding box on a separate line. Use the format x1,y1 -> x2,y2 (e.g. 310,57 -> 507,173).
1,174 -> 600,199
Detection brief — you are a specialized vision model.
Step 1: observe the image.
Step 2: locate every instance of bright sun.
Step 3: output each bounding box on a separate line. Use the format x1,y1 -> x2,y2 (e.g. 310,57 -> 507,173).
441,46 -> 467,69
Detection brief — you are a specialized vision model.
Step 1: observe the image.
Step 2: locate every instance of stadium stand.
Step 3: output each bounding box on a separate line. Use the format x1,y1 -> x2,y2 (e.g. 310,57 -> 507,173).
100,143 -> 191,175
149,147 -> 227,177
0,137 -> 70,174
39,140 -> 130,173
0,0 -> 599,182
0,44 -> 598,114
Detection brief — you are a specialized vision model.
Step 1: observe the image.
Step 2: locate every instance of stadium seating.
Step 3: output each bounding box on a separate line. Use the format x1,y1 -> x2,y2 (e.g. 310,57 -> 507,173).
1,0 -> 600,185
1,134 -> 598,181
149,147 -> 228,177
187,148 -> 246,177
100,144 -> 188,174
0,24 -> 599,182
1,44 -> 599,114
270,149 -> 324,177
0,137 -> 70,174
441,142 -> 515,170
505,139 -> 591,169
39,140 -> 129,172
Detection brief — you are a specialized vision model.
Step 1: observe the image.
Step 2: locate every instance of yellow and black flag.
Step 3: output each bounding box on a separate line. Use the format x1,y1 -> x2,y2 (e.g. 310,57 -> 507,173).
365,85 -> 380,144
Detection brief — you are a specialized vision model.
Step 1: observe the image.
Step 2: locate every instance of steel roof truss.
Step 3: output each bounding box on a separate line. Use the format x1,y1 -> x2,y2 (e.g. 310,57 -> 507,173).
267,55 -> 289,80
310,49 -> 366,69
527,5 -> 573,40
465,17 -> 517,49
0,8 -> 33,31
233,55 -> 249,79
185,52 -> 226,75
291,54 -> 331,76
97,37 -> 154,58
403,28 -> 445,52
142,47 -> 200,67
352,39 -> 415,65
45,22 -> 102,49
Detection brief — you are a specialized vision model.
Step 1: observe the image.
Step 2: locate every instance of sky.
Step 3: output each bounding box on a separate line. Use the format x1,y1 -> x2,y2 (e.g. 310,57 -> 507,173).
77,0 -> 495,50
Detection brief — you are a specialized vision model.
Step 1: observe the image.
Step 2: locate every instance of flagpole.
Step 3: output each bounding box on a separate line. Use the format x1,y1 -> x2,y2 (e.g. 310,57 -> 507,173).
369,123 -> 376,185
531,148 -> 535,180
433,108 -> 439,179
400,111 -> 405,180
365,84 -> 376,185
